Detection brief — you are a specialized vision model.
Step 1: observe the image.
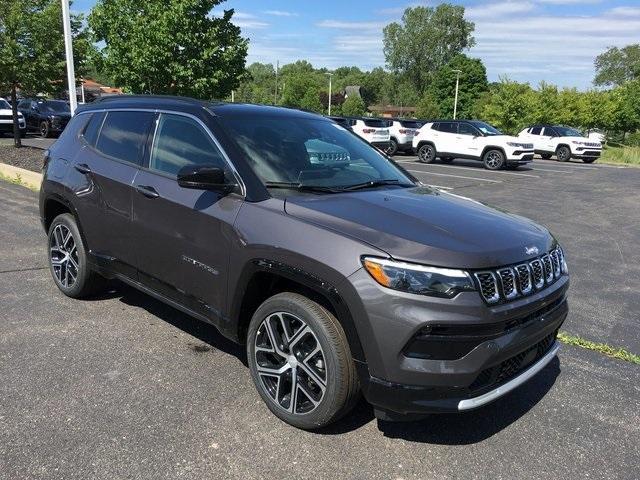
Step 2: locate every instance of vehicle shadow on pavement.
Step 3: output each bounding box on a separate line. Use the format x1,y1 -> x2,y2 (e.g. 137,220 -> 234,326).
376,358 -> 560,444
110,282 -> 249,367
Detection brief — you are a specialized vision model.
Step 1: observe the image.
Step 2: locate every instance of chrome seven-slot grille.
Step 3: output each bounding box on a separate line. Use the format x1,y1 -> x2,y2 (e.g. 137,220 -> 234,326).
474,247 -> 566,304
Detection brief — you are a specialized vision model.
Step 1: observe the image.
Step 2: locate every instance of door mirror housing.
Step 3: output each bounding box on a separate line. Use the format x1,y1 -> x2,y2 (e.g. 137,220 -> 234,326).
177,165 -> 236,194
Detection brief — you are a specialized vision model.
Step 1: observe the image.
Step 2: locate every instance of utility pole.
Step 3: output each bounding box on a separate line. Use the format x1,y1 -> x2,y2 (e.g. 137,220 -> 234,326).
325,72 -> 334,115
274,60 -> 279,105
61,0 -> 77,114
452,69 -> 462,120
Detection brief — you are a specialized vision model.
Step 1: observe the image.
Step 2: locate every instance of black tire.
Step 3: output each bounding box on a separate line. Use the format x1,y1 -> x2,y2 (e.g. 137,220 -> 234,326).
440,157 -> 454,163
556,146 -> 571,162
40,120 -> 51,138
582,157 -> 597,164
482,149 -> 505,170
417,143 -> 436,163
47,213 -> 106,298
247,292 -> 359,430
541,153 -> 552,160
386,138 -> 398,156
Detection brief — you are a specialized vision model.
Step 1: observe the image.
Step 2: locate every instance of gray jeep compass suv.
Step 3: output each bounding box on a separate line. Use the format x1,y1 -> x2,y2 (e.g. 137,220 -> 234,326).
40,96 -> 569,429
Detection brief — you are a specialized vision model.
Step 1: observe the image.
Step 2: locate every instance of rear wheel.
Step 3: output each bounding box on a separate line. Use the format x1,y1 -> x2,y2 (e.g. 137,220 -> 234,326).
247,292 -> 359,430
417,143 -> 436,163
483,149 -> 505,170
48,213 -> 106,298
556,146 -> 571,162
386,139 -> 398,156
541,153 -> 552,160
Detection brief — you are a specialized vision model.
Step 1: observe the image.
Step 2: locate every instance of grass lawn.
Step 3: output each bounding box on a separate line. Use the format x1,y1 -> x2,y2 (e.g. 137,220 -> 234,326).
599,143 -> 640,166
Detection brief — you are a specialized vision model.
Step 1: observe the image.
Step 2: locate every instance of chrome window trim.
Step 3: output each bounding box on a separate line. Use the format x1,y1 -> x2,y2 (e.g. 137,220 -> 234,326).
74,108 -> 246,197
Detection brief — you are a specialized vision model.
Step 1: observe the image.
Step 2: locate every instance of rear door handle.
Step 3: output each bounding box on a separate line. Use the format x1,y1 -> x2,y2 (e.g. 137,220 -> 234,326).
74,163 -> 91,174
135,185 -> 160,199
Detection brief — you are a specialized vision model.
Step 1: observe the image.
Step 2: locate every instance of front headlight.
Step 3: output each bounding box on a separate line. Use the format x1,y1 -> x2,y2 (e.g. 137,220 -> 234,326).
362,257 -> 476,298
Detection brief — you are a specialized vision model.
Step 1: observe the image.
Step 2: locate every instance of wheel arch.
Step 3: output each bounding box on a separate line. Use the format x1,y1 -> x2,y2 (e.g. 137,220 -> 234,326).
481,145 -> 507,159
42,194 -> 89,248
230,258 -> 366,363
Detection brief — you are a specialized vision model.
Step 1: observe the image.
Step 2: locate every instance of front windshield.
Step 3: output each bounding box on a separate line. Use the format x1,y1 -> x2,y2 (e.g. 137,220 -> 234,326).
41,101 -> 70,113
221,115 -> 414,190
553,126 -> 582,137
470,121 -> 502,136
0,99 -> 10,109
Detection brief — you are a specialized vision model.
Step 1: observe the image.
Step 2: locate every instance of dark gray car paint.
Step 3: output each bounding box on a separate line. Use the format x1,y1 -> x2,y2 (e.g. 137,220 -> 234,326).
40,98 -> 568,415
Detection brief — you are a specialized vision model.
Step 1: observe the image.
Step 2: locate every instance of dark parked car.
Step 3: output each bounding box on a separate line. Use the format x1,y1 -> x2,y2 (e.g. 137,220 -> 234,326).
40,96 -> 569,429
18,98 -> 71,138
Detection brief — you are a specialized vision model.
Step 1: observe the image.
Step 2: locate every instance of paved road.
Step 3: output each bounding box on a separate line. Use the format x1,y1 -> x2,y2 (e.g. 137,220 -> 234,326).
1,166 -> 638,479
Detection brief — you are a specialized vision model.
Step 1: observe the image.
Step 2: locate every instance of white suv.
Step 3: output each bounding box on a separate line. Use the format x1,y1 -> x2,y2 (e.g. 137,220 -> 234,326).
412,120 -> 534,170
346,117 -> 390,151
518,125 -> 602,163
385,118 -> 422,155
0,98 -> 26,137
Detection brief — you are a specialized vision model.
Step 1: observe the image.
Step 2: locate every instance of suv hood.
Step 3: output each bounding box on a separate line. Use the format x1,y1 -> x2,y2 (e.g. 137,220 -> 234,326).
284,187 -> 554,269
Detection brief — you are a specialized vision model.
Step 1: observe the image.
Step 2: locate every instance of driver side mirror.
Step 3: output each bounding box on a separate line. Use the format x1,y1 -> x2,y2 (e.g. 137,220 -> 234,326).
177,165 -> 237,195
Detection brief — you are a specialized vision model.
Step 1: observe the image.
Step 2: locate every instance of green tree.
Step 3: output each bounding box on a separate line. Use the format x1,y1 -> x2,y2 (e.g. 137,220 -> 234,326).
383,4 -> 475,93
608,79 -> 640,139
415,93 -> 440,119
0,0 -> 91,146
594,44 -> 640,87
89,0 -> 248,98
235,62 -> 276,104
341,95 -> 366,117
429,54 -> 488,118
299,88 -> 323,113
479,79 -> 535,134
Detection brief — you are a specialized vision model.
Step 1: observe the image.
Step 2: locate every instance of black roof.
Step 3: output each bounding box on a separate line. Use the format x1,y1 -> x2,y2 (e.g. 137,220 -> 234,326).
80,95 -> 327,121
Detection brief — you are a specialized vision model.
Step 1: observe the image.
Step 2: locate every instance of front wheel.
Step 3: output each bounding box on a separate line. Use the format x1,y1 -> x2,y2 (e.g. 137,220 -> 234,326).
386,139 -> 398,156
483,149 -> 505,170
556,146 -> 571,162
247,292 -> 359,430
40,121 -> 51,138
417,143 -> 436,163
48,213 -> 106,298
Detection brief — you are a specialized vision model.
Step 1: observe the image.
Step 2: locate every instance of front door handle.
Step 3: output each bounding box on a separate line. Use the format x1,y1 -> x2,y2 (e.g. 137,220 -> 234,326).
135,185 -> 160,199
74,163 -> 91,174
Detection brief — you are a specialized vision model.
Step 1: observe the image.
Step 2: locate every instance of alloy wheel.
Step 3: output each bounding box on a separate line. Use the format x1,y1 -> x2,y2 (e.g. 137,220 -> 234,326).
419,145 -> 434,163
49,224 -> 79,288
254,312 -> 327,415
485,151 -> 502,169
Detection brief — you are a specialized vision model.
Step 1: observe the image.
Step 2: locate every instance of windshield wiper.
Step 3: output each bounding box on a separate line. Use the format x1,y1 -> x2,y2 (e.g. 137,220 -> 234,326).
264,181 -> 343,193
339,179 -> 412,191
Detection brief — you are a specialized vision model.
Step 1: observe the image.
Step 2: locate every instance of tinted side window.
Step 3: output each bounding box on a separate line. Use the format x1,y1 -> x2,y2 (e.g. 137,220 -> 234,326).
530,127 -> 542,135
95,111 -> 154,165
458,123 -> 477,136
82,112 -> 105,147
149,114 -> 226,176
431,123 -> 440,131
439,122 -> 456,133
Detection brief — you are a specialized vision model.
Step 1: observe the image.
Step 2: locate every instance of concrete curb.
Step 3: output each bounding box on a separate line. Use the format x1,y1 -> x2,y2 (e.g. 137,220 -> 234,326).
0,162 -> 42,190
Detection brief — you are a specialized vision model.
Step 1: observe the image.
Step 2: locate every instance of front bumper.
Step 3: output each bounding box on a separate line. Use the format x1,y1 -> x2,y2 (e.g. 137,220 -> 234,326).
572,149 -> 601,159
506,149 -> 535,163
0,121 -> 26,133
349,268 -> 569,416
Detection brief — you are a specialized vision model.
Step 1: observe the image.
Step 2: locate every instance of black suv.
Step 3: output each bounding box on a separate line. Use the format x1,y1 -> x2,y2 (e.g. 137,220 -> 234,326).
40,96 -> 569,429
18,99 -> 71,138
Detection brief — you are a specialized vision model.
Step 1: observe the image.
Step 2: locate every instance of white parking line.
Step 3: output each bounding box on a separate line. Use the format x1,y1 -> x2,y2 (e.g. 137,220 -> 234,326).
404,162 -> 540,178
530,166 -> 587,174
407,169 -> 502,183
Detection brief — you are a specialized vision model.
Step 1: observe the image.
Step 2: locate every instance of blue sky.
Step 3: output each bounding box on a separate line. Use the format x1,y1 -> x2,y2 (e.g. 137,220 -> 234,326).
72,0 -> 640,90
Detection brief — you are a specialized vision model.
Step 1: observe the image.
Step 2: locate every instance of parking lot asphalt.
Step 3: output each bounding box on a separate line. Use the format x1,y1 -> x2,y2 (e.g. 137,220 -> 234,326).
1,160 -> 639,479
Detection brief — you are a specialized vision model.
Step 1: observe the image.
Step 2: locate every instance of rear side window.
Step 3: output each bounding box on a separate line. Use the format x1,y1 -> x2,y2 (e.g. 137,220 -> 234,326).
82,112 -> 105,147
530,127 -> 542,135
399,120 -> 421,128
95,111 -> 155,165
458,123 -> 478,136
438,122 -> 457,133
149,113 -> 227,176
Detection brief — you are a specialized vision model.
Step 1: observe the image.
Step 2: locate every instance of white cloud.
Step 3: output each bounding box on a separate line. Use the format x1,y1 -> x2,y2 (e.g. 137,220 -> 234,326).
316,20 -> 387,30
606,6 -> 640,17
538,0 -> 601,4
263,10 -> 299,17
466,1 -> 535,20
